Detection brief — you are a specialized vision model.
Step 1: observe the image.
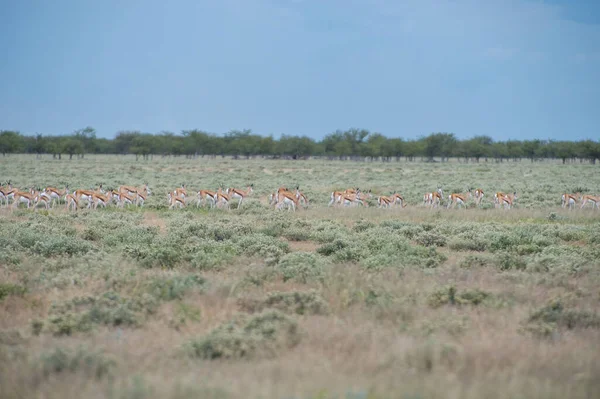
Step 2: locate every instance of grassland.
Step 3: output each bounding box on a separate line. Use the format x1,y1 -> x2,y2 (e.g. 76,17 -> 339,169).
1,155 -> 599,399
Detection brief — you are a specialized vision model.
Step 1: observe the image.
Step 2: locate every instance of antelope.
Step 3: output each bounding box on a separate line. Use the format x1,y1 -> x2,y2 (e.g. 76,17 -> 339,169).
136,190 -> 147,207
33,190 -> 52,210
580,195 -> 600,210
275,190 -> 299,212
216,188 -> 231,210
329,188 -> 359,207
12,190 -> 34,209
0,182 -> 16,206
426,188 -> 443,208
377,195 -> 393,208
447,189 -> 472,209
391,193 -> 407,208
112,190 -> 135,207
341,193 -> 368,207
474,188 -> 484,206
119,183 -> 150,205
92,191 -> 113,209
295,186 -> 309,209
65,193 -> 79,211
561,193 -> 579,210
168,192 -> 186,209
499,194 -> 514,209
173,184 -> 187,199
197,189 -> 217,208
228,184 -> 253,208
74,189 -> 97,208
495,192 -> 517,209
44,186 -> 69,207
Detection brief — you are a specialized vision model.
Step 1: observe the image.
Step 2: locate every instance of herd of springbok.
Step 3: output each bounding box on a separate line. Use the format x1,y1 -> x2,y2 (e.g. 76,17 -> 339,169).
1,181 -> 598,211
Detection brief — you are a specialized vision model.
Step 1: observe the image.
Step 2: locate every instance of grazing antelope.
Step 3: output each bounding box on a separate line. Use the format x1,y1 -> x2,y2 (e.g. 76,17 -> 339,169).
580,195 -> 600,210
426,188 -> 443,208
341,193 -> 368,207
65,193 -> 79,211
495,192 -> 517,209
377,195 -> 393,208
295,186 -> 309,209
391,193 -> 407,208
34,190 -> 52,210
447,189 -> 472,209
499,194 -> 514,209
474,188 -> 484,206
561,193 -> 579,210
228,184 -> 253,208
136,190 -> 147,207
44,186 -> 69,207
168,192 -> 186,209
329,188 -> 359,207
197,189 -> 217,208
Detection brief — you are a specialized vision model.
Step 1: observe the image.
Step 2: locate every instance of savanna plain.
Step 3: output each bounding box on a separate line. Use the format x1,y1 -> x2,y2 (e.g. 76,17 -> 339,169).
1,155 -> 600,399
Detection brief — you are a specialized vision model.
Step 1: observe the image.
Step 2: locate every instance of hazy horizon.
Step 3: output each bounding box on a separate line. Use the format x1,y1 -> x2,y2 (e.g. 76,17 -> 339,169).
1,0 -> 599,141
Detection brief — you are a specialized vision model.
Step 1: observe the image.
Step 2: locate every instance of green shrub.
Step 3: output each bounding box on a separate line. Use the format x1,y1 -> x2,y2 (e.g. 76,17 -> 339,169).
415,233 -> 447,248
44,292 -> 159,335
185,310 -> 300,359
527,300 -> 600,335
0,283 -> 26,301
276,252 -> 328,283
240,291 -> 329,315
448,238 -> 487,252
146,275 -> 207,301
494,252 -> 527,271
40,346 -> 116,380
428,286 -> 490,308
459,254 -> 493,269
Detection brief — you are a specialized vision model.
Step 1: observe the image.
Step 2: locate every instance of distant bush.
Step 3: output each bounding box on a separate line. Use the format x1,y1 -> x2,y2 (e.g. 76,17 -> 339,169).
240,291 -> 329,315
526,300 -> 600,337
0,283 -> 26,301
428,286 -> 491,308
448,238 -> 487,252
459,254 -> 494,269
146,275 -> 207,301
43,291 -> 160,335
40,346 -> 115,380
415,233 -> 447,248
494,252 -> 527,271
184,310 -> 300,359
276,252 -> 328,283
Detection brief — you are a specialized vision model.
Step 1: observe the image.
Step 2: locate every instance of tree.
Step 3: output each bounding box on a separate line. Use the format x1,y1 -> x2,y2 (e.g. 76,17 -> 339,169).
0,131 -> 24,155
61,138 -> 84,160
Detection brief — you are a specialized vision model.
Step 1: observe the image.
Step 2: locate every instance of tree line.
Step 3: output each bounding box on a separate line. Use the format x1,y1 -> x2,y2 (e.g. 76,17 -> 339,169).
1,127 -> 599,163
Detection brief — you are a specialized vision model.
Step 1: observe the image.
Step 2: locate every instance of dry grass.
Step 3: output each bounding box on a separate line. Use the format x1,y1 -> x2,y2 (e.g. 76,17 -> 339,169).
0,156 -> 599,398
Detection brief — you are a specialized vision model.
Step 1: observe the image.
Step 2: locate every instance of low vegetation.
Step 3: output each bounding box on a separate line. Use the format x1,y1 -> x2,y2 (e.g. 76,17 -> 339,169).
0,156 -> 599,399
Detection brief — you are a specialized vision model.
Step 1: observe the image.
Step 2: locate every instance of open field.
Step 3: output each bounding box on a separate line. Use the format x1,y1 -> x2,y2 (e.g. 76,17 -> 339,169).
1,155 -> 600,399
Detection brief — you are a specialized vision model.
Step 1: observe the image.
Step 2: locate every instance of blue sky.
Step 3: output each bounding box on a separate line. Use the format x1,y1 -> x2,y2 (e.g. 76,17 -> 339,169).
1,0 -> 599,140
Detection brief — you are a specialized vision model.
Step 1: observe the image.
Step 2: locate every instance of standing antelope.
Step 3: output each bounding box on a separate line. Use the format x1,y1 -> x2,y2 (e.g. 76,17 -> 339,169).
44,186 -> 69,207
173,184 -> 187,199
216,188 -> 231,210
474,188 -> 484,206
168,192 -> 186,209
447,189 -> 472,209
197,189 -> 217,208
92,191 -> 113,209
580,195 -> 600,210
275,190 -> 299,212
228,184 -> 253,208
391,193 -> 407,208
426,188 -> 443,208
495,192 -> 517,209
561,193 -> 579,210
377,195 -> 393,208
65,193 -> 79,211
12,190 -> 34,209
34,190 -> 52,210
295,186 -> 309,209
